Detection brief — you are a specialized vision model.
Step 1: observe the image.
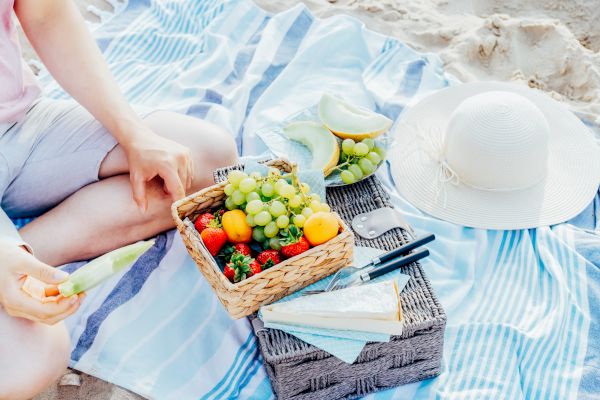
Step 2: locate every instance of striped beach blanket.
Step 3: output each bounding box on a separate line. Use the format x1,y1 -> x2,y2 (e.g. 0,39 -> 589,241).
33,0 -> 600,398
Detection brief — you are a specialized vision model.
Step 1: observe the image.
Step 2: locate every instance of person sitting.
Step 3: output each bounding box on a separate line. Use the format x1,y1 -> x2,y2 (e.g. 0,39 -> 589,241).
0,1 -> 238,398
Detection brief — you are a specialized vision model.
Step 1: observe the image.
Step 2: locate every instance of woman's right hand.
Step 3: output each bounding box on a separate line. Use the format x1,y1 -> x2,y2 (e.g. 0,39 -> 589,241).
0,241 -> 83,325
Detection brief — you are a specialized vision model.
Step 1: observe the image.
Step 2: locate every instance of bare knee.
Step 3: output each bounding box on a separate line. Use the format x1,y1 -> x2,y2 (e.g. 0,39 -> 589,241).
172,120 -> 238,191
143,111 -> 238,191
0,311 -> 71,400
190,124 -> 238,190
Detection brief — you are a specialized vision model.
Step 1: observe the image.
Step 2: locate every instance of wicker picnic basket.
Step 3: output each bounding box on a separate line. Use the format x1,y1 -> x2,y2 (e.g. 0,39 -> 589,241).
172,159 -> 354,319
215,165 -> 447,400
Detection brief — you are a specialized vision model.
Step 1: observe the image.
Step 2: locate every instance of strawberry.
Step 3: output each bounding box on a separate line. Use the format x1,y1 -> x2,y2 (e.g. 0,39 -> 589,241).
249,260 -> 262,276
223,264 -> 235,282
226,253 -> 254,283
280,225 -> 311,259
256,250 -> 281,269
281,236 -> 310,259
195,210 -> 224,233
200,227 -> 227,256
195,213 -> 215,233
234,243 -> 252,257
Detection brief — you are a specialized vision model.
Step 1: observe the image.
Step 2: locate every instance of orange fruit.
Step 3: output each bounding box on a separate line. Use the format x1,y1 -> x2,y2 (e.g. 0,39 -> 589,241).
303,212 -> 339,246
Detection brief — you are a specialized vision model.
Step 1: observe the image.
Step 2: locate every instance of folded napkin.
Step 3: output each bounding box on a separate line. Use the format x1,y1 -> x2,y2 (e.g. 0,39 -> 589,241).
260,246 -> 410,363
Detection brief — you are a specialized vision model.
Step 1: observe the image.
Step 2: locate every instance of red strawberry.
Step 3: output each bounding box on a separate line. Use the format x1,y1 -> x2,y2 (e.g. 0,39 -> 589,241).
256,250 -> 281,268
226,253 -> 255,283
234,243 -> 252,257
194,213 -> 215,233
249,260 -> 262,276
280,225 -> 311,259
201,227 -> 227,256
223,264 -> 235,282
281,236 -> 310,259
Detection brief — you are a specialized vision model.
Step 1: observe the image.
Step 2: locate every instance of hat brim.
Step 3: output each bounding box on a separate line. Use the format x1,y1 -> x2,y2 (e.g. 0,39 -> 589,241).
390,81 -> 600,230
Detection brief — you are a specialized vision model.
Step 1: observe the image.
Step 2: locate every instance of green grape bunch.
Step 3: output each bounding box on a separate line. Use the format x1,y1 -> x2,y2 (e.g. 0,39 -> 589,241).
336,137 -> 386,184
223,166 -> 330,250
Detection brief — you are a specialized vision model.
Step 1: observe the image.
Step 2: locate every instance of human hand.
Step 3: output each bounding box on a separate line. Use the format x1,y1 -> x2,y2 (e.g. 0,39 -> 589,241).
121,122 -> 193,211
0,241 -> 83,325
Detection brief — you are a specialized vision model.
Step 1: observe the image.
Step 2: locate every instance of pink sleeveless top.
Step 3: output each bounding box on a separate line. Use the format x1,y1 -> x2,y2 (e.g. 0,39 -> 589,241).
0,0 -> 40,124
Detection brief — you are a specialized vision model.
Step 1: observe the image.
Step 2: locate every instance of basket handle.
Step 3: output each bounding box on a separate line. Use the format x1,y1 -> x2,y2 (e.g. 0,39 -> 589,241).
212,157 -> 276,184
213,163 -> 244,184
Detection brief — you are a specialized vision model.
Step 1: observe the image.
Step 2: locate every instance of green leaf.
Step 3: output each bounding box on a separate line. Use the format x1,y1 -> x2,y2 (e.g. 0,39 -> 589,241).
280,225 -> 302,245
231,254 -> 252,282
212,208 -> 225,225
217,244 -> 235,263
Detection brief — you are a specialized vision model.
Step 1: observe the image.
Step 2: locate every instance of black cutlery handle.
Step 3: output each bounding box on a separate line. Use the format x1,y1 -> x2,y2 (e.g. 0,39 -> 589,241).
367,249 -> 430,280
373,234 -> 435,265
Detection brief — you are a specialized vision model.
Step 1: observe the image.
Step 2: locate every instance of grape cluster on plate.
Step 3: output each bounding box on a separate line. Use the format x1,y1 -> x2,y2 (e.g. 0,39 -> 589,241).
338,138 -> 387,184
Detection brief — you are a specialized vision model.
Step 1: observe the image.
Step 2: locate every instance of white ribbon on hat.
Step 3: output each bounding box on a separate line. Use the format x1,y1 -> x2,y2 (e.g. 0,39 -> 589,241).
397,119 -> 550,209
396,121 -> 461,208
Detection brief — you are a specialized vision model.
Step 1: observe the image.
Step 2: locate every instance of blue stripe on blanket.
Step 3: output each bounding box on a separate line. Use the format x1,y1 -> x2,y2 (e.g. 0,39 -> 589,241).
30,0 -> 598,399
71,233 -> 172,362
237,8 -> 313,151
201,332 -> 256,400
222,16 -> 271,86
244,9 -> 313,118
187,14 -> 271,120
574,226 -> 600,399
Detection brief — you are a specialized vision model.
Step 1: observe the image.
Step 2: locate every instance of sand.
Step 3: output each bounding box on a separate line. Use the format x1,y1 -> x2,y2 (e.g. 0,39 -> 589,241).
24,0 -> 599,398
34,371 -> 143,400
255,0 -> 600,124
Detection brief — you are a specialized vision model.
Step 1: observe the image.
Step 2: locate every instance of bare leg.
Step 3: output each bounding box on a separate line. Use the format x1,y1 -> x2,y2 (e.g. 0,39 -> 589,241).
0,308 -> 71,400
2,112 -> 235,398
20,112 -> 238,265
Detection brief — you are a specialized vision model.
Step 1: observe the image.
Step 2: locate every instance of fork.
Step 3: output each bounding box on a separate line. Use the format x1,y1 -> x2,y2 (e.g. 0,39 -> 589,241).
304,249 -> 430,294
302,234 -> 435,295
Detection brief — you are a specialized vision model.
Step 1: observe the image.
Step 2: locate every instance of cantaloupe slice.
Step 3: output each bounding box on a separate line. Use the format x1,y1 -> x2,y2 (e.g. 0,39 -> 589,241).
283,121 -> 340,176
318,93 -> 393,140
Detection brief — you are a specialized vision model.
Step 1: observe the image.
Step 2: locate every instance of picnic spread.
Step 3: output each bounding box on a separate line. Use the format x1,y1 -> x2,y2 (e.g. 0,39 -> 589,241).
15,0 -> 600,399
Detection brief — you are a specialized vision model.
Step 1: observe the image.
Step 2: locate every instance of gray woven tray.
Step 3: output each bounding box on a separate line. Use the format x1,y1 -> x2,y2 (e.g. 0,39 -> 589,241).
214,164 -> 446,400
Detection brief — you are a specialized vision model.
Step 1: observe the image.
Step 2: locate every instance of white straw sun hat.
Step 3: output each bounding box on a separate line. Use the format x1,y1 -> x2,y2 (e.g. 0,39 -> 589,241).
391,81 -> 600,230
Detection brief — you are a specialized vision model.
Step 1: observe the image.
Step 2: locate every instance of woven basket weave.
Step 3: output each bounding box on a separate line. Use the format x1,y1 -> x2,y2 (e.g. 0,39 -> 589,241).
215,166 -> 447,399
172,159 -> 354,319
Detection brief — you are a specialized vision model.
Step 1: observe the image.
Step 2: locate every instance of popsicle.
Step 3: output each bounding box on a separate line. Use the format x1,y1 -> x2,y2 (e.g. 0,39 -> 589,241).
21,240 -> 155,301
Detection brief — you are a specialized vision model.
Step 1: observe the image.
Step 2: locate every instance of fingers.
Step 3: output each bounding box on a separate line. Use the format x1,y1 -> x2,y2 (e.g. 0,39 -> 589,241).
4,291 -> 83,325
162,166 -> 186,202
129,144 -> 193,208
175,150 -> 192,193
18,257 -> 69,284
179,162 -> 192,193
186,159 -> 193,191
131,174 -> 148,212
175,152 -> 192,194
8,301 -> 79,325
44,293 -> 85,325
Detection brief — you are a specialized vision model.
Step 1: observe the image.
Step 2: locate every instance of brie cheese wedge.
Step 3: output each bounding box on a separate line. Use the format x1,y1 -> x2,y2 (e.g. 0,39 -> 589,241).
261,280 -> 403,335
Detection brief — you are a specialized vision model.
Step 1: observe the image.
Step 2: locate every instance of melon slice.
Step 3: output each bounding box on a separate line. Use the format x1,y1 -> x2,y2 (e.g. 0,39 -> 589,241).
283,121 -> 340,176
318,93 -> 393,140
